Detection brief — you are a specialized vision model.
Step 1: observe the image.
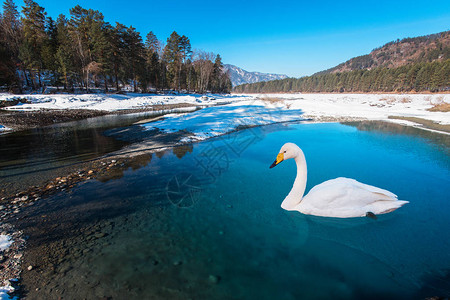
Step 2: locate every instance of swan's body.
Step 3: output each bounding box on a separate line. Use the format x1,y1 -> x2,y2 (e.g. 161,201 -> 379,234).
270,143 -> 408,218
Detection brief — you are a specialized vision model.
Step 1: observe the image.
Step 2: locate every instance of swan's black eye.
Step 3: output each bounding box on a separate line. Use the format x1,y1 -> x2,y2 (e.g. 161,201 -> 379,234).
284,150 -> 286,153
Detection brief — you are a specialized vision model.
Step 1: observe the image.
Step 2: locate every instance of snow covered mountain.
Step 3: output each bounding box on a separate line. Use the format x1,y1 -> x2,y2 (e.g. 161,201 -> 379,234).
223,64 -> 288,87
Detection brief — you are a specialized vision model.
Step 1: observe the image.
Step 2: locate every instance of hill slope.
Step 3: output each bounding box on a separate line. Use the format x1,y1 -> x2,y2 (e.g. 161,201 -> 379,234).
315,31 -> 450,75
223,64 -> 288,87
234,31 -> 450,93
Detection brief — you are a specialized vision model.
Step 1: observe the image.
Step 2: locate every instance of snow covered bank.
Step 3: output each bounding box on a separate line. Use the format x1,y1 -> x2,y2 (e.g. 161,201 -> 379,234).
248,93 -> 449,125
0,93 -> 250,112
140,94 -> 449,142
141,100 -> 304,142
1,92 -> 448,136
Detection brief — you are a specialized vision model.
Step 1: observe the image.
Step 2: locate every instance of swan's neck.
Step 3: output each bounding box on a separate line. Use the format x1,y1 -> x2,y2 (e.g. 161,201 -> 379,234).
281,148 -> 307,211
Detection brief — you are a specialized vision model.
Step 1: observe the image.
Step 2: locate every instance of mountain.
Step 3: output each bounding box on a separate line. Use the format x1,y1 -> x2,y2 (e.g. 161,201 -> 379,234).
315,30 -> 450,75
223,64 -> 288,87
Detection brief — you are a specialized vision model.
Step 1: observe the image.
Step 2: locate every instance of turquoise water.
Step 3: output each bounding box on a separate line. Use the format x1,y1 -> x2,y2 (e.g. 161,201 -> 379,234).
17,122 -> 450,299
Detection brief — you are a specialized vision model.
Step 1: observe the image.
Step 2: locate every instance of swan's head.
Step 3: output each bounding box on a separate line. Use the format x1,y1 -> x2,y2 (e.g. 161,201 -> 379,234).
269,143 -> 300,168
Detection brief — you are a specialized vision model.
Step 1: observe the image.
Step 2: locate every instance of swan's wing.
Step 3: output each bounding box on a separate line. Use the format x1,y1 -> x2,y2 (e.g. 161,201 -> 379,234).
302,177 -> 398,210
319,177 -> 397,199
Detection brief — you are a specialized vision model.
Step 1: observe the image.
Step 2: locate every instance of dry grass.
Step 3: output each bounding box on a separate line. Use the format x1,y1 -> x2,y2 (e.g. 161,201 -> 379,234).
399,96 -> 411,103
388,116 -> 450,133
379,96 -> 397,104
258,96 -> 292,108
379,96 -> 411,104
427,102 -> 450,112
259,96 -> 284,104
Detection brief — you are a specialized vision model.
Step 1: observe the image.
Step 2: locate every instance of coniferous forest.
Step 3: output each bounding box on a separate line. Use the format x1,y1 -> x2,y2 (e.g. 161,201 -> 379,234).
234,59 -> 450,93
0,0 -> 232,93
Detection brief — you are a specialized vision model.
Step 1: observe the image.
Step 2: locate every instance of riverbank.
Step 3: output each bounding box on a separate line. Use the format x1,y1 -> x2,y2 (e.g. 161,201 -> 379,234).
0,103 -> 199,132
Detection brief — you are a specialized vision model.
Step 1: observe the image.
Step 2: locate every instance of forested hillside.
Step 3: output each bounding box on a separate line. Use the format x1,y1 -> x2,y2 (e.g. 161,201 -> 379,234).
316,31 -> 450,75
0,0 -> 231,93
234,60 -> 450,93
234,31 -> 450,93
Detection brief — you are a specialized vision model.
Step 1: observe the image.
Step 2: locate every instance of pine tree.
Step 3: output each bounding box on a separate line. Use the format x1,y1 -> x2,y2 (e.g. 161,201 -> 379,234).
21,0 -> 47,89
145,31 -> 160,91
41,16 -> 58,86
122,26 -> 145,92
0,0 -> 23,90
54,14 -> 74,90
163,31 -> 182,90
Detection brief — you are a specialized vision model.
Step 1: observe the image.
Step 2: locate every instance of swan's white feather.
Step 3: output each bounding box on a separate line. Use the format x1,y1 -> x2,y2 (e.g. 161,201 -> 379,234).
297,177 -> 408,218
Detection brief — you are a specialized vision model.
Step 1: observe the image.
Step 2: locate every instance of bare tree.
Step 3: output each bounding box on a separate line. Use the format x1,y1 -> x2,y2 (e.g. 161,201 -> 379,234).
193,50 -> 214,93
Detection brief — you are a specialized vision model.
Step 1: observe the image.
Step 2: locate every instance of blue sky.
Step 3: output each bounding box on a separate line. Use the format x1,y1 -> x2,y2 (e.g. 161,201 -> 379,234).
7,0 -> 450,77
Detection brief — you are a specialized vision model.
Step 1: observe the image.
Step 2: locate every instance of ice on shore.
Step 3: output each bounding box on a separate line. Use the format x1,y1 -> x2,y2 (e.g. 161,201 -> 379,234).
141,100 -> 305,142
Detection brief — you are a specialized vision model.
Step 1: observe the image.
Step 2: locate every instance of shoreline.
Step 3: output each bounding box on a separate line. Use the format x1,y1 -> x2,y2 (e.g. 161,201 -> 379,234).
0,103 -> 198,133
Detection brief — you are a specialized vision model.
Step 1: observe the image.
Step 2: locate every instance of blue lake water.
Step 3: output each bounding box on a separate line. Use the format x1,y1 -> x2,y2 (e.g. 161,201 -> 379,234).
15,121 -> 450,299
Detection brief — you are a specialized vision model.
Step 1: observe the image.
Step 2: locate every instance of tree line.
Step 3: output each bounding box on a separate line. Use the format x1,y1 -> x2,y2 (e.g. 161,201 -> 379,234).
0,0 -> 232,93
234,59 -> 450,93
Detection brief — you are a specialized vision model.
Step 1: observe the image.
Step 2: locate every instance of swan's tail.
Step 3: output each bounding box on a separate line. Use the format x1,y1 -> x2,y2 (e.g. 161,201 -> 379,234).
377,200 -> 409,215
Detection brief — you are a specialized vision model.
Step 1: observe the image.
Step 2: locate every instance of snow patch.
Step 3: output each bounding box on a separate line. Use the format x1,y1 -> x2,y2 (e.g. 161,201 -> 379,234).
244,93 -> 450,126
141,100 -> 304,142
0,93 -> 251,112
0,235 -> 12,251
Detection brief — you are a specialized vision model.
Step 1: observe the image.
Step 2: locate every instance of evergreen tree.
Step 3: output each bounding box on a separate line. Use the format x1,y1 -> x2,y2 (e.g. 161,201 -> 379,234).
54,14 -> 74,90
123,26 -> 145,92
163,31 -> 182,90
0,0 -> 23,90
41,16 -> 58,86
21,0 -> 47,89
145,31 -> 160,91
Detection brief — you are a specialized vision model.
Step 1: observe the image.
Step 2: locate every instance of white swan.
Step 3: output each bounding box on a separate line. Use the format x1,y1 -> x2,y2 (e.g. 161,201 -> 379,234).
270,143 -> 408,218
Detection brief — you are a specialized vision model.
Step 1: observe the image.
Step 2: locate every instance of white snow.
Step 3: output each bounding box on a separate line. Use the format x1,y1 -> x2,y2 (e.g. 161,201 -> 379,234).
1,92 -> 448,136
0,235 -> 12,251
141,99 -> 304,142
140,93 -> 449,141
249,93 -> 450,125
0,93 -> 250,112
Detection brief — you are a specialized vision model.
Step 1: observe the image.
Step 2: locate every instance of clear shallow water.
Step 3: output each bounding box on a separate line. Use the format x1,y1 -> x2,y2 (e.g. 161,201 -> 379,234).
0,109 -> 193,195
15,121 -> 450,299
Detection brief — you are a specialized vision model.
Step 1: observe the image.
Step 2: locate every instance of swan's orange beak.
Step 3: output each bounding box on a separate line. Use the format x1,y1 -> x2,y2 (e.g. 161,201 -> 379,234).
270,153 -> 284,169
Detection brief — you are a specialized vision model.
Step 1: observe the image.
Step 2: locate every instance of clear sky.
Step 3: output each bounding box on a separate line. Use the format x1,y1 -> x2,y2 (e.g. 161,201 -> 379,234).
6,0 -> 450,77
